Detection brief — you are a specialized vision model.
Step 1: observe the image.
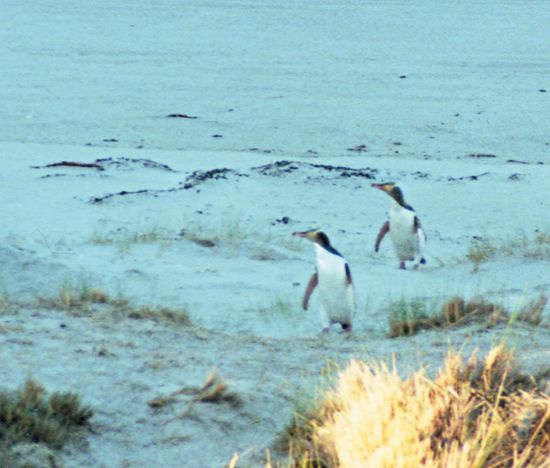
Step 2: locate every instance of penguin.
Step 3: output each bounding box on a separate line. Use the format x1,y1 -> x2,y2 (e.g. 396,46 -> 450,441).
371,182 -> 426,270
293,229 -> 355,333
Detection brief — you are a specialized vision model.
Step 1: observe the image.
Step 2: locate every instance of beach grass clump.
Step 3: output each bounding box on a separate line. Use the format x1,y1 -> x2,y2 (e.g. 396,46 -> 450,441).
387,298 -> 434,338
38,279 -> 120,313
39,280 -> 192,326
388,294 -> 547,338
517,293 -> 548,326
0,379 -> 92,451
279,346 -> 550,467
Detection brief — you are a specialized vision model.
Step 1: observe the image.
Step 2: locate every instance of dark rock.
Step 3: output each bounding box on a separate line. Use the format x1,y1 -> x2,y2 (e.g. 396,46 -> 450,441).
166,113 -> 197,119
468,153 -> 497,158
347,144 -> 368,152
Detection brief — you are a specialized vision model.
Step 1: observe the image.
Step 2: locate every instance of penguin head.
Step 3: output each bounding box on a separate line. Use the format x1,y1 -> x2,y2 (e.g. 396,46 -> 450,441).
371,182 -> 405,206
292,228 -> 331,248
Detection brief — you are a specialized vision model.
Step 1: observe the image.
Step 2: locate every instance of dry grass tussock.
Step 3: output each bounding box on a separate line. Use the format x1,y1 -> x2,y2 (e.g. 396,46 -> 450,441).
38,280 -> 191,325
277,345 -> 550,468
388,294 -> 547,338
0,379 -> 92,452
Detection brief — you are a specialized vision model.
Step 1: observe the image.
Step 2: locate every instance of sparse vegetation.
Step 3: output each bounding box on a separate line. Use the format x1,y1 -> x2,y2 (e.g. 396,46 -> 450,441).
467,237 -> 497,272
275,362 -> 341,462
126,306 -> 192,325
276,391 -> 333,465
180,220 -> 244,249
517,294 -> 548,326
90,221 -> 305,257
90,226 -> 177,254
0,290 -> 10,312
467,230 -> 550,272
388,294 -> 548,338
258,298 -> 296,321
277,346 -> 550,467
0,379 -> 92,452
180,220 -> 306,253
38,280 -> 191,325
148,370 -> 241,417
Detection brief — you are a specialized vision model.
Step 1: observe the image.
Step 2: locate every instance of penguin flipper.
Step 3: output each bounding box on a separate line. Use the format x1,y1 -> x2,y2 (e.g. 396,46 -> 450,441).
302,272 -> 318,310
345,263 -> 352,285
375,220 -> 390,252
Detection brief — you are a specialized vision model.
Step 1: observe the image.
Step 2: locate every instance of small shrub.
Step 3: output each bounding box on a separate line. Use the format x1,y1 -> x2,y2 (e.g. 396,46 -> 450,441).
0,379 -> 92,450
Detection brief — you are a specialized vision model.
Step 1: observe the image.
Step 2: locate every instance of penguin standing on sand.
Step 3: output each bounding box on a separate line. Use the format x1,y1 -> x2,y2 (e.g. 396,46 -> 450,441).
371,182 -> 426,270
293,229 -> 355,333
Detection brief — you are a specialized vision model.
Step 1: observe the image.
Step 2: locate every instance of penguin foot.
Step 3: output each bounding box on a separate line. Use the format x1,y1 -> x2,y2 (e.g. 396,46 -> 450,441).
399,261 -> 406,270
321,327 -> 330,334
341,323 -> 352,333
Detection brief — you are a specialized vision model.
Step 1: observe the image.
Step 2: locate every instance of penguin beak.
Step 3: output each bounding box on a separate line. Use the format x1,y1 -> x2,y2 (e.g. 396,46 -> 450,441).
371,182 -> 391,194
292,230 -> 317,241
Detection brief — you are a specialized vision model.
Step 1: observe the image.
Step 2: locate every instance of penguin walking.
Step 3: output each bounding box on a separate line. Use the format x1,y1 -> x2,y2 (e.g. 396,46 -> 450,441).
371,182 -> 426,270
293,229 -> 355,333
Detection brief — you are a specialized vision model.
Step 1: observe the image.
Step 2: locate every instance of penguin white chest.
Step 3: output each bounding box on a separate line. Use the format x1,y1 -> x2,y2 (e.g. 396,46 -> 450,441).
314,244 -> 354,324
389,204 -> 418,261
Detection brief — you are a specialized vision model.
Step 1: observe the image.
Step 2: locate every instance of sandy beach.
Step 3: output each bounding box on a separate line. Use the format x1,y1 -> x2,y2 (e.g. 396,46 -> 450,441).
1,1 -> 549,466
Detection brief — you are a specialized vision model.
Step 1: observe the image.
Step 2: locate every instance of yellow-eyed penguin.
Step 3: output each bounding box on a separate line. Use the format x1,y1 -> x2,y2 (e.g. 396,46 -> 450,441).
293,229 -> 355,333
371,182 -> 426,270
